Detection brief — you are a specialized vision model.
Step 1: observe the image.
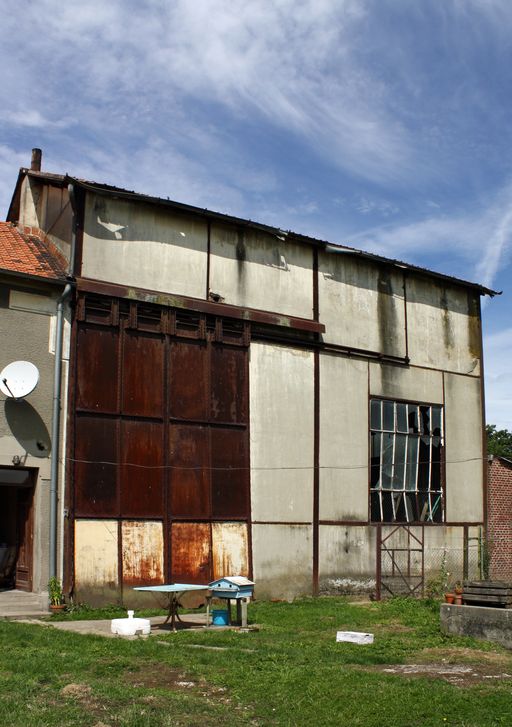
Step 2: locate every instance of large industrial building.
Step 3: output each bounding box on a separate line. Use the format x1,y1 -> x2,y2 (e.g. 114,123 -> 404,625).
0,150 -> 496,604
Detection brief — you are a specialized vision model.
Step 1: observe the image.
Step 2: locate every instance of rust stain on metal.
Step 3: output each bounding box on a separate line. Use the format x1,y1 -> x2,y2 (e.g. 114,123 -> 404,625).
211,429 -> 249,518
74,416 -> 117,517
121,520 -> 164,585
76,325 -> 119,412
169,426 -> 210,517
121,421 -> 163,517
212,522 -> 248,579
122,331 -> 164,417
171,522 -> 211,583
169,340 -> 208,420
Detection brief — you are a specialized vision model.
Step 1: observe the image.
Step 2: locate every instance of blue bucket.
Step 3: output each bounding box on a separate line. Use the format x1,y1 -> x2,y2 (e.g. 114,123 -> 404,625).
212,609 -> 229,626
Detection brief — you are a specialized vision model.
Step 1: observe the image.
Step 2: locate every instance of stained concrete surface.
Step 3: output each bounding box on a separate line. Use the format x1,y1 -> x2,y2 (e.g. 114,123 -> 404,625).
441,603 -> 512,650
0,588 -> 49,618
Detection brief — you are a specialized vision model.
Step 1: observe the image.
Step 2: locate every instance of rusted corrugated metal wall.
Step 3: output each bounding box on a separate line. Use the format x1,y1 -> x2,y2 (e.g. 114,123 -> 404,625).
71,293 -> 250,600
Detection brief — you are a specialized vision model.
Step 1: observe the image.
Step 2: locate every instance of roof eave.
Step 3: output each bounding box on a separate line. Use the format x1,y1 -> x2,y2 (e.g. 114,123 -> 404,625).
13,171 -> 498,297
0,266 -> 67,287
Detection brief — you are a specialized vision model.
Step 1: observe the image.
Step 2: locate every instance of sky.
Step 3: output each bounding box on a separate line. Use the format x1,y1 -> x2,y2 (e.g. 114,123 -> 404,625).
0,0 -> 510,429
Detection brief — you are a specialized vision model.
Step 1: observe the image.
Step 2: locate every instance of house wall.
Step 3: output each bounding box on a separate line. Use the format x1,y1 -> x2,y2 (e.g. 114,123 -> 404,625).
488,457 -> 512,580
0,278 -> 68,595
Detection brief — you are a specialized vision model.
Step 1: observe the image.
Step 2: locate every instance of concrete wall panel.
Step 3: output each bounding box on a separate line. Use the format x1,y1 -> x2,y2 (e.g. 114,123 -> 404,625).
121,520 -> 164,586
319,354 -> 369,520
74,519 -> 118,597
210,224 -> 313,318
369,362 -> 443,404
406,277 -> 481,375
82,193 -> 208,299
318,254 -> 406,356
444,373 -> 483,522
250,343 -> 314,523
319,525 -> 376,593
252,524 -> 312,599
212,522 -> 249,579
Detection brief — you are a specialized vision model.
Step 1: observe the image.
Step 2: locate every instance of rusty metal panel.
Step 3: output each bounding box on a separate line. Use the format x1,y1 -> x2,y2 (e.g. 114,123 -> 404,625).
74,519 -> 119,588
171,522 -> 211,583
120,421 -> 164,517
169,424 -> 209,517
74,416 -> 118,516
169,340 -> 208,420
211,428 -> 249,517
211,346 -> 248,423
122,331 -> 164,417
212,522 -> 248,579
76,325 -> 119,412
121,520 -> 164,586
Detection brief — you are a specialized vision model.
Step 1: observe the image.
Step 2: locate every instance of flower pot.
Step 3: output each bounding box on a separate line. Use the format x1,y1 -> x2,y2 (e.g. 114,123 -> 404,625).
445,593 -> 455,604
454,594 -> 463,606
49,604 -> 66,613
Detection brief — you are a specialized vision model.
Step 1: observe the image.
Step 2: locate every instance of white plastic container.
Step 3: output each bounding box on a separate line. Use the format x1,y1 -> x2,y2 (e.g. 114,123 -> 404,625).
111,610 -> 151,636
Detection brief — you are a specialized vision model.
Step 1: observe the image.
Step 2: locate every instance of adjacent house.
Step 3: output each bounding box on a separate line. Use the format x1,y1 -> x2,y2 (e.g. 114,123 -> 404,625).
1,150 -> 497,604
0,216 -> 66,596
488,455 -> 512,580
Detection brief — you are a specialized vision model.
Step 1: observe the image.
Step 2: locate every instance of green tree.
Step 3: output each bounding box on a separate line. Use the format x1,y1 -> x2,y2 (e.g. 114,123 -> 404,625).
486,424 -> 512,458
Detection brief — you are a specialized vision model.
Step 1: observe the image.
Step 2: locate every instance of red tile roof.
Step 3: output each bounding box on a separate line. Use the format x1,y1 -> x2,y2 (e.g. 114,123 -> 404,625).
0,222 -> 67,281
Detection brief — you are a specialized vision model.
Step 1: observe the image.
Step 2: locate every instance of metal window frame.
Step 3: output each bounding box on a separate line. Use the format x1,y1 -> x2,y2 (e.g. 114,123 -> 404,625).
370,397 -> 444,524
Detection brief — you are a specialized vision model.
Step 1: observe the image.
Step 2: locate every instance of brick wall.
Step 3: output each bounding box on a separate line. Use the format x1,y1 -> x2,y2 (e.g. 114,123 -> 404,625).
488,456 -> 512,580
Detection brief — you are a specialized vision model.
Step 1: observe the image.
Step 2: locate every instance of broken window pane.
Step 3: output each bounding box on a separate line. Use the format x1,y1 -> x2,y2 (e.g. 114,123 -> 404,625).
381,433 -> 394,489
370,397 -> 444,523
407,405 -> 419,433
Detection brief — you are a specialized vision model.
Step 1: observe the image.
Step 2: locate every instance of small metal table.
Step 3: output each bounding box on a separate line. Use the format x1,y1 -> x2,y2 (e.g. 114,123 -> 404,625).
134,583 -> 209,631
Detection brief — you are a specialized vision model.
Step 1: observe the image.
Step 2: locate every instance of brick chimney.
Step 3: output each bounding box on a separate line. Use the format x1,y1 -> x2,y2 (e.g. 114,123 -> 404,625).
30,148 -> 42,171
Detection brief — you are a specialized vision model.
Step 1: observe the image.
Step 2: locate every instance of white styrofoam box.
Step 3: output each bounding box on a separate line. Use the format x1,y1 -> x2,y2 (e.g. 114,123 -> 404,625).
336,631 -> 374,645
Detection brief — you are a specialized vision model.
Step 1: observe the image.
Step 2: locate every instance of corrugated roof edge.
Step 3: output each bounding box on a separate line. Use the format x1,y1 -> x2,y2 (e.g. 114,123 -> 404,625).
9,168 -> 500,297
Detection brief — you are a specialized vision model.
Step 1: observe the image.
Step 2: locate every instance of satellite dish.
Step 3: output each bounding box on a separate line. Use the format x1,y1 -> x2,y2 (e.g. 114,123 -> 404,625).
0,361 -> 40,399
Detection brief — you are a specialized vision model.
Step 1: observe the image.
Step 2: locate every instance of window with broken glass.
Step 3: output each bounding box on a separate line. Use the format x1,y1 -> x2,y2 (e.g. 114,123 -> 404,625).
370,399 -> 444,523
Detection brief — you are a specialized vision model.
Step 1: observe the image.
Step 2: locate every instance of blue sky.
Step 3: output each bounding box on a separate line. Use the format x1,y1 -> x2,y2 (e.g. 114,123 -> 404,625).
0,0 -> 510,428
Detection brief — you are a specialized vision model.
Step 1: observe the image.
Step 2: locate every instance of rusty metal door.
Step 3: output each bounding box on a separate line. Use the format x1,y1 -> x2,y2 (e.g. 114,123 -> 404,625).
376,525 -> 424,599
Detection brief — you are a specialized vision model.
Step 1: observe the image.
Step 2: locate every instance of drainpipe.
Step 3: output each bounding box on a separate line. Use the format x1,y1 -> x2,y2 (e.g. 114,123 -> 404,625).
49,182 -> 77,579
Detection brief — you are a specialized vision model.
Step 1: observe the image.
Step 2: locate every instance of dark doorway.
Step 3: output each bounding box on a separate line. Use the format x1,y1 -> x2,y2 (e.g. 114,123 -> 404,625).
0,468 -> 35,591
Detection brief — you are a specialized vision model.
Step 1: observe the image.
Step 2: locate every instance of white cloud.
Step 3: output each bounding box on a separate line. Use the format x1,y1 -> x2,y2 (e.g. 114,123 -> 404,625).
347,181 -> 512,289
484,326 -> 512,430
0,0 -> 421,186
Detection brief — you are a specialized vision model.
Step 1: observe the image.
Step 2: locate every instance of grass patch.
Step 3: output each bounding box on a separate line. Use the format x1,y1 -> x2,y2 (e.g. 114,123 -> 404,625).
1,597 -> 512,725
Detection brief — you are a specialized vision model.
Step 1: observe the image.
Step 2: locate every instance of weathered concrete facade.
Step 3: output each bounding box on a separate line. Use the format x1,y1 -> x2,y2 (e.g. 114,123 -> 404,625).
3,159 -> 494,603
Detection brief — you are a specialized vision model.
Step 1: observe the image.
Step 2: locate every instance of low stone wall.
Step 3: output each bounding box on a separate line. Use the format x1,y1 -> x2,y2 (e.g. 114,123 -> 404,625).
440,603 -> 512,650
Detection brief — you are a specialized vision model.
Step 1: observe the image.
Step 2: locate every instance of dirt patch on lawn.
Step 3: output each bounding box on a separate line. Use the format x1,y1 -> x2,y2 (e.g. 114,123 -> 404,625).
418,647 -> 511,666
360,642 -> 512,688
124,662 -> 229,700
365,659 -> 512,687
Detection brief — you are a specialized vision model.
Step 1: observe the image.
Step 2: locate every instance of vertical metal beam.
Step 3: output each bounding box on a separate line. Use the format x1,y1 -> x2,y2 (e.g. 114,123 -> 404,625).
376,523 -> 382,600
312,249 -> 320,595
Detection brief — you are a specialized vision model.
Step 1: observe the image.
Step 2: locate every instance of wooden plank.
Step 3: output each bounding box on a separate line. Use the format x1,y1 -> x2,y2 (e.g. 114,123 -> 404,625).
463,594 -> 512,605
464,580 -> 512,589
464,587 -> 512,597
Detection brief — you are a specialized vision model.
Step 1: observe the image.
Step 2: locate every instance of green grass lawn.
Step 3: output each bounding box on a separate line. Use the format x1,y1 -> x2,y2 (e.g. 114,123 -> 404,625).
1,597 -> 512,726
